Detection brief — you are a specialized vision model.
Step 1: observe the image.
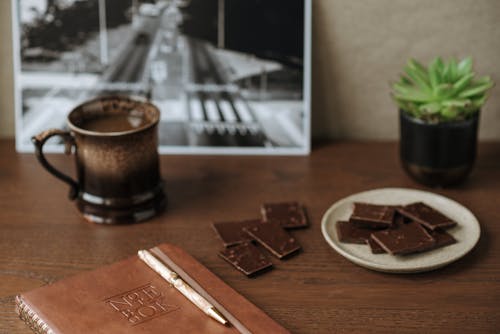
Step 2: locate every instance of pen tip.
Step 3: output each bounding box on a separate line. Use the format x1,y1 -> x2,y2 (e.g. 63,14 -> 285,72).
208,307 -> 229,325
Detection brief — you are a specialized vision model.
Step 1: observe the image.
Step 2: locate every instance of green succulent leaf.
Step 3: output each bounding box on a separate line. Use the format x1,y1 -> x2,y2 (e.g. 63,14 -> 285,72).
419,102 -> 442,114
441,107 -> 458,119
434,57 -> 445,75
405,60 -> 432,93
457,57 -> 472,76
399,75 -> 413,85
392,82 -> 407,91
428,58 -> 442,92
393,92 -> 431,103
441,99 -> 471,108
474,76 -> 493,86
408,59 -> 429,80
458,82 -> 494,98
442,63 -> 451,83
470,95 -> 487,109
452,73 -> 474,94
448,58 -> 458,82
435,83 -> 454,99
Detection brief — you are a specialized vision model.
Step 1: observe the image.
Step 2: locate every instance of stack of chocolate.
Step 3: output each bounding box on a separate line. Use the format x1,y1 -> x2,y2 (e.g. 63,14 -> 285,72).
213,202 -> 309,276
337,202 -> 457,255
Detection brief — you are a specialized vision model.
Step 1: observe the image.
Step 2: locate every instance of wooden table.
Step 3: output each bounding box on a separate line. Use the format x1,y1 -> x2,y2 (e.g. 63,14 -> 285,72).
1,139 -> 499,333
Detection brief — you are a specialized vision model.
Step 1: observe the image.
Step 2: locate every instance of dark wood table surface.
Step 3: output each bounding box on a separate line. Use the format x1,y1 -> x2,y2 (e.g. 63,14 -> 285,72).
0,139 -> 499,333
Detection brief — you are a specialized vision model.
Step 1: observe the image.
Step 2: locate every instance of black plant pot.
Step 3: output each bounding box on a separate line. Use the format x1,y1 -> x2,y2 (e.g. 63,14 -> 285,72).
399,110 -> 479,186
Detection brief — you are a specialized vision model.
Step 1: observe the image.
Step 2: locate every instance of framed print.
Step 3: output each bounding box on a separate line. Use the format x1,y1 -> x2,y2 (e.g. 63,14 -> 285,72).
13,0 -> 311,155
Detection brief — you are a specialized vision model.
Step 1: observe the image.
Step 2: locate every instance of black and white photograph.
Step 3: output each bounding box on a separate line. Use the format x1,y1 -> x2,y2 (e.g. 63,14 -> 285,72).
13,0 -> 311,154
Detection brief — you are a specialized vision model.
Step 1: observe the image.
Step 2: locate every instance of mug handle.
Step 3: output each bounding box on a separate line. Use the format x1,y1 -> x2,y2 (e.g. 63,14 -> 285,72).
32,129 -> 79,200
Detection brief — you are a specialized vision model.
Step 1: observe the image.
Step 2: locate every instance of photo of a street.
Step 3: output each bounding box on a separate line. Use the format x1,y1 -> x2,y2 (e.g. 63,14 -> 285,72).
15,0 -> 310,154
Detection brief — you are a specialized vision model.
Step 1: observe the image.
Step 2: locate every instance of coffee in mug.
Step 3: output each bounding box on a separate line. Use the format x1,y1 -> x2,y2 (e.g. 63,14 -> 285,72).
32,95 -> 166,224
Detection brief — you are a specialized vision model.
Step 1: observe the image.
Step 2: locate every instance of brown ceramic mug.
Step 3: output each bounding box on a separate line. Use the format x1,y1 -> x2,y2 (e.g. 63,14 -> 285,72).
32,95 -> 166,224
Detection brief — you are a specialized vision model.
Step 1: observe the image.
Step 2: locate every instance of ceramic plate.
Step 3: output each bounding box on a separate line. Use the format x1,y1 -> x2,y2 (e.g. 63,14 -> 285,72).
321,188 -> 480,273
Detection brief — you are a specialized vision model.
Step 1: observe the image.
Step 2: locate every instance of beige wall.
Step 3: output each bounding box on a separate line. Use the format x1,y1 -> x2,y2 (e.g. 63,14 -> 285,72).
312,0 -> 500,140
1,0 -> 499,139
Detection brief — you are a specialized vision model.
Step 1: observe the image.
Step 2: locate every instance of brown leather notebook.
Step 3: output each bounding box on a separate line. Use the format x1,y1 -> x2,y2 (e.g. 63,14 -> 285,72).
15,243 -> 289,334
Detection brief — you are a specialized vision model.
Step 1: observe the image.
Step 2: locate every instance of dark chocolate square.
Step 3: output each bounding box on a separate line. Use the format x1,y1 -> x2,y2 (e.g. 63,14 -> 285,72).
397,202 -> 457,230
366,238 -> 386,254
261,202 -> 308,229
371,221 -> 436,255
336,220 -> 373,244
218,243 -> 273,276
212,219 -> 262,247
349,202 -> 396,229
244,222 -> 301,259
427,228 -> 457,250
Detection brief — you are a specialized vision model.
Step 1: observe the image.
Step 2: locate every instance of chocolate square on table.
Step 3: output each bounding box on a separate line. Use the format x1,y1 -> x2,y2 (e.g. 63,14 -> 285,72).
370,221 -> 436,255
218,243 -> 273,277
336,220 -> 373,244
261,202 -> 308,229
397,202 -> 457,230
212,219 -> 263,247
349,202 -> 396,229
244,222 -> 301,259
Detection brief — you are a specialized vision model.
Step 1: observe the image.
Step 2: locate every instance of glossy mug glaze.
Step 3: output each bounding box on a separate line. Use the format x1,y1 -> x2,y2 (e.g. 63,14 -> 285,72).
32,96 -> 166,224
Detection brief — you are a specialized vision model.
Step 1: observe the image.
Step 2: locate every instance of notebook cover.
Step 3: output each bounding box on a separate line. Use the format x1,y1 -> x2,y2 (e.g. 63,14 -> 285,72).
15,243 -> 289,334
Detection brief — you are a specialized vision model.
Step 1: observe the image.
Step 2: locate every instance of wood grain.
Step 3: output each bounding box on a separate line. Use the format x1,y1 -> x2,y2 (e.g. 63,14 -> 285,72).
0,140 -> 499,333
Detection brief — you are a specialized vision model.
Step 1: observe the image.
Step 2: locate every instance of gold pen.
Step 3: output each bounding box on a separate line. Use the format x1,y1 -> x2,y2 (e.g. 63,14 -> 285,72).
138,250 -> 228,326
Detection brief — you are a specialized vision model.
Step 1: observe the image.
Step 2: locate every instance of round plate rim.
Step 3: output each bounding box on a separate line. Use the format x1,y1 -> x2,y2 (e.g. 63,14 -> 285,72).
320,187 -> 481,273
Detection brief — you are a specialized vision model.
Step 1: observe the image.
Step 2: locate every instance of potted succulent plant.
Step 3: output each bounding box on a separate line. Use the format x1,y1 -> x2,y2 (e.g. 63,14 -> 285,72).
391,57 -> 494,186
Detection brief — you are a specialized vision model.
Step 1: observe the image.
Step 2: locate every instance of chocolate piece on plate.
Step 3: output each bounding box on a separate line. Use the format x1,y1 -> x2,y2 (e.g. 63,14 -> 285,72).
428,228 -> 457,250
219,243 -> 273,276
365,209 -> 404,254
261,202 -> 308,229
336,220 -> 373,244
366,238 -> 386,254
212,219 -> 262,247
392,211 -> 409,226
371,221 -> 436,255
398,202 -> 457,230
244,222 -> 301,259
349,202 -> 396,229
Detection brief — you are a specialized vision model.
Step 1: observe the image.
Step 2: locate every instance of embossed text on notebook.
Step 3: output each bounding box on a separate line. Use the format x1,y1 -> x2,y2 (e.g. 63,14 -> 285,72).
104,283 -> 179,325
